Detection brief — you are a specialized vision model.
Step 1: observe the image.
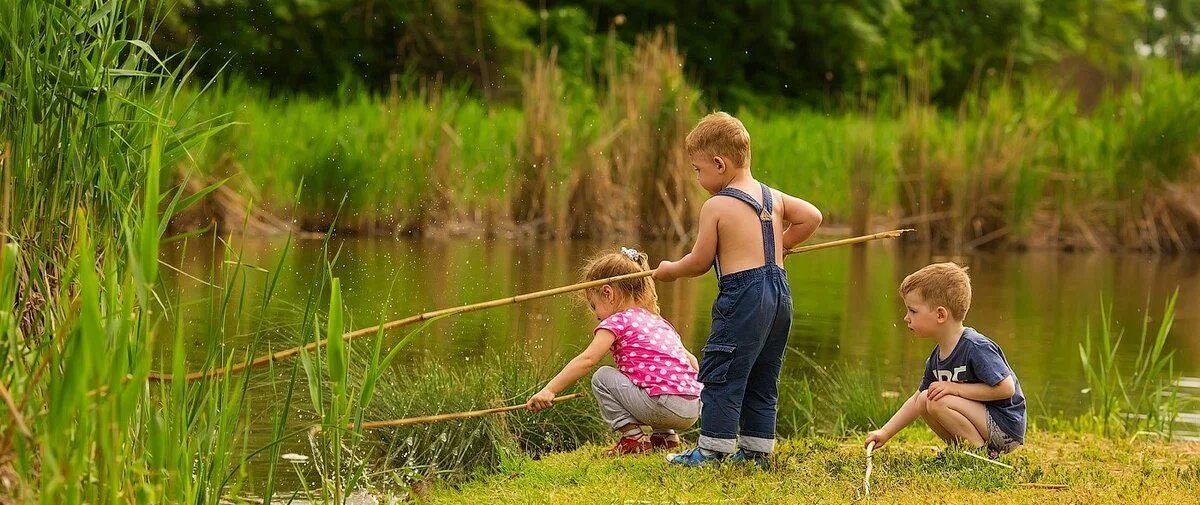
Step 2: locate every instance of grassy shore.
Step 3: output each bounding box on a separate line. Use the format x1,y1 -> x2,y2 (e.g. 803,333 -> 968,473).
178,65 -> 1200,251
419,430 -> 1200,503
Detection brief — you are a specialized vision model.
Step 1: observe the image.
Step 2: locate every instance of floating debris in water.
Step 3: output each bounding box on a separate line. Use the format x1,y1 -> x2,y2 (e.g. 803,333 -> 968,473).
282,453 -> 309,463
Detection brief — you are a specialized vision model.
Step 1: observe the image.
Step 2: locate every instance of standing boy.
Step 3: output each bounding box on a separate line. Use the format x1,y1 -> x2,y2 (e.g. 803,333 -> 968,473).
654,112 -> 822,466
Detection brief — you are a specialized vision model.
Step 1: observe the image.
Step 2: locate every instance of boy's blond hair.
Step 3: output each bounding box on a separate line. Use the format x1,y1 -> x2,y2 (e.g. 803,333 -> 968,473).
899,262 -> 972,321
685,112 -> 751,169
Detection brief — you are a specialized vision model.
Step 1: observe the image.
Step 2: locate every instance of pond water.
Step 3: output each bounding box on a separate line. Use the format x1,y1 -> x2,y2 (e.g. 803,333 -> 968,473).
161,236 -> 1200,492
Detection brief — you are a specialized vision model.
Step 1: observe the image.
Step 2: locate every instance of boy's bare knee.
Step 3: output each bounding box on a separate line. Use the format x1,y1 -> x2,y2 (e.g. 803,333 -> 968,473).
926,394 -> 950,413
915,390 -> 931,411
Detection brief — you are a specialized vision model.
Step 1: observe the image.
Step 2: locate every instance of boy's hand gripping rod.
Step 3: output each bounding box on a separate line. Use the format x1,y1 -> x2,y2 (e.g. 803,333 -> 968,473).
148,229 -> 913,382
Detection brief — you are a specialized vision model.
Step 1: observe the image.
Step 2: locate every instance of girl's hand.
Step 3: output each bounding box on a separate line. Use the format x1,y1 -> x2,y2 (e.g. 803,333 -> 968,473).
526,389 -> 556,412
926,381 -> 958,401
685,351 -> 699,371
652,261 -> 675,282
865,429 -> 890,449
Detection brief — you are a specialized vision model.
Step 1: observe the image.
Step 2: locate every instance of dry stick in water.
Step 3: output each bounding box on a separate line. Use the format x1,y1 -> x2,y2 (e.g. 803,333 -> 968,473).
149,229 -> 914,382
312,392 -> 588,433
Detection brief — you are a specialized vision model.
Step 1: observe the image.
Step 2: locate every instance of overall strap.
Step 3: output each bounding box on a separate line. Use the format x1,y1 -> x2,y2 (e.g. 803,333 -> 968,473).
714,187 -> 763,214
711,183 -> 778,277
758,182 -> 776,266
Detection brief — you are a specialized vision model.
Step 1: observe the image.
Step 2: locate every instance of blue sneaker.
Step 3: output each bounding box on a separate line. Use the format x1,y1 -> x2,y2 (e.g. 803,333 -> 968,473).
666,447 -> 726,467
729,448 -> 770,469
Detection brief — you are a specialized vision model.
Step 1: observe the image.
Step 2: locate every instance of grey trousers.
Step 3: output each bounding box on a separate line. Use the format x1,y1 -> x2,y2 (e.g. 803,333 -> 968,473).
590,366 -> 701,432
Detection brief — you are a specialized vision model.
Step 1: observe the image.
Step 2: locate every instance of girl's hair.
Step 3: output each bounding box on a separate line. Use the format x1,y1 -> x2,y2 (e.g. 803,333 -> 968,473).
581,249 -> 660,314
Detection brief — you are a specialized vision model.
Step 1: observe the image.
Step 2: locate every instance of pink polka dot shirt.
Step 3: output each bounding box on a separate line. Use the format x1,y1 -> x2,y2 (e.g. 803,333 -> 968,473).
596,307 -> 702,398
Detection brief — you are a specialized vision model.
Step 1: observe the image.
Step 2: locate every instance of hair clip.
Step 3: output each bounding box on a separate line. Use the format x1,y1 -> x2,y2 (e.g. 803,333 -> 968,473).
620,247 -> 640,262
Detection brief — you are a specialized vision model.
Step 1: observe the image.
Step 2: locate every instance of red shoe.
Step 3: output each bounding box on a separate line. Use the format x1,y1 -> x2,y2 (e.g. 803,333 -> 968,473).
604,435 -> 652,456
650,433 -> 681,451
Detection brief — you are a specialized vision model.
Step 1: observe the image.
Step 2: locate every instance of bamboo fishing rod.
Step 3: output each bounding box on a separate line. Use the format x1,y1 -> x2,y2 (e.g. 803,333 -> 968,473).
311,392 -> 588,433
147,229 -> 913,382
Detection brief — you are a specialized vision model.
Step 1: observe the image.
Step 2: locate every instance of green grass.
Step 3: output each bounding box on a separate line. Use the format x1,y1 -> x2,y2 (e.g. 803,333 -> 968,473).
180,79 -> 521,231
334,354 -> 609,488
176,65 -> 1200,250
744,111 -> 900,222
418,431 -> 1200,503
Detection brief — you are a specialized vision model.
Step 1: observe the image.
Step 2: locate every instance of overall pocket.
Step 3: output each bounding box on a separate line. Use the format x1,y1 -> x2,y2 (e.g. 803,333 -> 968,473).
711,281 -> 748,320
698,343 -> 736,384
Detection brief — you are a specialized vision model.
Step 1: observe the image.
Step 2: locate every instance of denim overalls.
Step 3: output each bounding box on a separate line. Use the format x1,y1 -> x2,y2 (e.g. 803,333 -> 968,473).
697,182 -> 794,454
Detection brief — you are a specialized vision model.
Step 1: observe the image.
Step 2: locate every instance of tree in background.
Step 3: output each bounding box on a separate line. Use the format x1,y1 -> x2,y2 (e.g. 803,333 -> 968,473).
154,0 -> 539,98
152,0 -> 1200,108
553,0 -> 1178,106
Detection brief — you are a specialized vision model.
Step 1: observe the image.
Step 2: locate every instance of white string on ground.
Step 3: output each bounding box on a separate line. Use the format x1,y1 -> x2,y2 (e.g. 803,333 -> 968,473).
961,449 -> 1014,469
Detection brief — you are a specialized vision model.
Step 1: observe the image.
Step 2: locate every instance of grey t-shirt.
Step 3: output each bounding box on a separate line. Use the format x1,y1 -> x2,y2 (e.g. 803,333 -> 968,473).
918,327 -> 1026,443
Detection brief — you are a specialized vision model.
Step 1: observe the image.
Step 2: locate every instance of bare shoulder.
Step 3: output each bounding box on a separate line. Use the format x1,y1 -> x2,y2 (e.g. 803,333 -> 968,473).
774,188 -> 822,220
769,187 -> 799,206
701,194 -> 741,215
769,187 -> 793,207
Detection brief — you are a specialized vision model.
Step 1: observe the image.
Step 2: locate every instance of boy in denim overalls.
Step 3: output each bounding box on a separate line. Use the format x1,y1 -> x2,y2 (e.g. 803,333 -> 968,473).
654,112 -> 823,467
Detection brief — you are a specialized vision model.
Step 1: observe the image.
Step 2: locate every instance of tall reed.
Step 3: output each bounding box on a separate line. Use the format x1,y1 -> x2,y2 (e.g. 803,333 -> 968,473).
612,28 -> 700,241
169,37 -> 1200,250
0,1 -> 311,502
1078,291 -> 1182,438
513,48 -> 568,234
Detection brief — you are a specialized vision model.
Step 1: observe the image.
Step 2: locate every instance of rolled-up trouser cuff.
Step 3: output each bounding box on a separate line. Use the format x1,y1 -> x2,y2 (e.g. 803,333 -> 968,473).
738,435 -> 776,453
697,434 -> 737,454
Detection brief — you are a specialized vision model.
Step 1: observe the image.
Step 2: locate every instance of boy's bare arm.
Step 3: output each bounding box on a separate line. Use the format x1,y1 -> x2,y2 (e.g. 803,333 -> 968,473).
868,388 -> 921,443
653,199 -> 720,282
882,390 -> 924,433
779,192 -> 822,252
926,377 -> 1015,402
866,390 -> 923,447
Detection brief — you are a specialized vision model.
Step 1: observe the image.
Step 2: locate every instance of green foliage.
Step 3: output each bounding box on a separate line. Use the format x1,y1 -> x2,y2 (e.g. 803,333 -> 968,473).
151,1 -> 1200,108
180,78 -> 519,230
0,1 -> 292,502
1111,66 -> 1200,191
1079,291 -> 1182,438
177,65 -> 1200,250
156,0 -> 538,95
